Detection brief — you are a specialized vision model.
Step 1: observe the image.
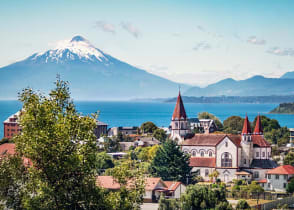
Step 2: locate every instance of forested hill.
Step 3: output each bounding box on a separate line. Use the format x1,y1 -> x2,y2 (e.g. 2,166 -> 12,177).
165,95 -> 294,104
270,103 -> 294,114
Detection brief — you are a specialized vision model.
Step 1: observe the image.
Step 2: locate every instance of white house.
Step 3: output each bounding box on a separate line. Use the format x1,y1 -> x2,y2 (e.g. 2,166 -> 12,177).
260,165 -> 294,192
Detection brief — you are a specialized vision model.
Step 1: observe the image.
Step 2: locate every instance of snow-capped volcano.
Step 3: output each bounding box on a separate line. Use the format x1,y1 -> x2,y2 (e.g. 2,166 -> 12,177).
30,35 -> 109,64
0,35 -> 188,100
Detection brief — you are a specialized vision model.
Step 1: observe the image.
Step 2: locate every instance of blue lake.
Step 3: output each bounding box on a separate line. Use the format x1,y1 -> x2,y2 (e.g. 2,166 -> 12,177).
0,100 -> 294,138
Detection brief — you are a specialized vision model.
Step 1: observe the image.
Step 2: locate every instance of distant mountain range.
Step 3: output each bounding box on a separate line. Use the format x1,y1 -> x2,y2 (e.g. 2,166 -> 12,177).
0,35 -> 294,100
0,35 -> 188,100
184,74 -> 294,97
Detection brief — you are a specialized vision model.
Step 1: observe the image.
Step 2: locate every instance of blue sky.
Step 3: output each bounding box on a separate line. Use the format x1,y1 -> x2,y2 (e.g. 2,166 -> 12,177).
1,0 -> 294,86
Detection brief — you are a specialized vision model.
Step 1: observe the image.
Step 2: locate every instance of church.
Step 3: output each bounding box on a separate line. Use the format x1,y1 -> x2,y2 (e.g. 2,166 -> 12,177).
170,92 -> 278,183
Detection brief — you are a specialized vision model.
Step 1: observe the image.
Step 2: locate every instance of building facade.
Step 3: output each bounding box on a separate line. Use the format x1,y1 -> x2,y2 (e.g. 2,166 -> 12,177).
3,111 -> 22,139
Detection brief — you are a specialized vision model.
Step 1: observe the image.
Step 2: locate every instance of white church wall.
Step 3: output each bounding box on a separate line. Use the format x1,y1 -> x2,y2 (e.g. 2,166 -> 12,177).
216,137 -> 238,168
182,146 -> 215,157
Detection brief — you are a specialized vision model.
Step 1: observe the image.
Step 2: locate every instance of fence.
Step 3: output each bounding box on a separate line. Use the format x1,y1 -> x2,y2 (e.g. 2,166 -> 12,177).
252,196 -> 294,210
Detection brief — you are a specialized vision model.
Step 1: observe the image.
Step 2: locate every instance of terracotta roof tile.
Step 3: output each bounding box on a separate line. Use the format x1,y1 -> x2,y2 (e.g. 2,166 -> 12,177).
164,181 -> 182,191
266,165 -> 294,175
252,135 -> 271,147
182,134 -> 241,147
145,177 -> 166,191
96,176 -> 121,190
253,115 -> 263,135
242,115 -> 252,134
189,157 -> 216,167
172,92 -> 187,120
258,179 -> 267,183
0,143 -> 16,156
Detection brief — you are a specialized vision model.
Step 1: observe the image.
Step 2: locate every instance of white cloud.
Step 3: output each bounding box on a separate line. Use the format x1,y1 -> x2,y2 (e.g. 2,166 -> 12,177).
267,47 -> 294,56
94,21 -> 116,34
121,22 -> 140,38
196,25 -> 205,32
247,36 -> 266,45
193,42 -> 211,51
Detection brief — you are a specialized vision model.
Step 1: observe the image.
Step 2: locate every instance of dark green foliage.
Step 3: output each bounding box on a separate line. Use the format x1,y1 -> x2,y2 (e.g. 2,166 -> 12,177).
103,136 -> 121,152
95,152 -> 114,173
150,140 -> 191,183
153,128 -> 167,142
284,152 -> 294,166
180,184 -> 230,210
223,116 -> 244,134
286,178 -> 294,193
0,137 -> 11,145
270,103 -> 294,114
141,121 -> 157,134
236,199 -> 251,210
158,194 -> 180,210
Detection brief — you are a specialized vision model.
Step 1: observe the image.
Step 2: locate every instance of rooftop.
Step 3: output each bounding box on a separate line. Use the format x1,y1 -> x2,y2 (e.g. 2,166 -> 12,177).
189,157 -> 216,168
266,165 -> 294,175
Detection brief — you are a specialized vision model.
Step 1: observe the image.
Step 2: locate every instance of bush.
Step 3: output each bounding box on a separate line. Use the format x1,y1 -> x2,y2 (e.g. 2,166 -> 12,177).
236,199 -> 251,210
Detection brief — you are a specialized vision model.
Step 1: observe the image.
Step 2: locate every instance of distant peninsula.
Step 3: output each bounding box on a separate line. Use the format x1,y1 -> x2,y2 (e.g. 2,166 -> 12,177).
270,103 -> 294,114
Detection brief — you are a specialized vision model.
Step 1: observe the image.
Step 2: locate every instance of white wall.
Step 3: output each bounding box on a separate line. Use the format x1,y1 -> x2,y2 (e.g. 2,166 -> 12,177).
173,184 -> 186,199
182,146 -> 215,157
265,174 -> 293,192
216,137 -> 238,168
253,147 -> 271,159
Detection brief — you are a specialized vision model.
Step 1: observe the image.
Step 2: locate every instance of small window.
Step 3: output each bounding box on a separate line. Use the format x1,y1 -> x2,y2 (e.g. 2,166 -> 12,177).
284,175 -> 288,180
284,183 -> 287,188
276,175 -> 279,180
192,150 -> 196,157
253,171 -> 259,178
225,142 -> 228,147
261,183 -> 264,187
209,151 -> 212,157
201,151 -> 204,157
262,152 -> 265,157
256,152 -> 259,157
205,169 -> 209,177
268,183 -> 271,188
244,159 -> 246,164
268,174 -> 271,179
268,152 -> 271,157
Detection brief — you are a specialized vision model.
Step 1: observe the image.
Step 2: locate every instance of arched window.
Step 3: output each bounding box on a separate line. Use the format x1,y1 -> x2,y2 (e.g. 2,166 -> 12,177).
200,151 -> 204,157
183,149 -> 188,154
225,142 -> 228,147
209,151 -> 213,157
181,122 -> 184,129
221,152 -> 232,167
175,122 -> 178,128
192,150 -> 197,157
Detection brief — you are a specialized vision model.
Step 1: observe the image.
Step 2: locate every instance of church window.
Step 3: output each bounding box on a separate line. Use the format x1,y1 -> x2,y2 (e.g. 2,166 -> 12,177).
192,150 -> 196,157
276,175 -> 279,180
256,152 -> 259,157
268,152 -> 271,157
262,152 -> 265,157
221,152 -> 232,167
209,151 -> 212,157
175,122 -> 178,128
183,149 -> 188,154
225,142 -> 228,147
268,183 -> 271,188
205,169 -> 209,177
253,171 -> 259,178
268,174 -> 271,179
181,122 -> 184,129
200,151 -> 204,157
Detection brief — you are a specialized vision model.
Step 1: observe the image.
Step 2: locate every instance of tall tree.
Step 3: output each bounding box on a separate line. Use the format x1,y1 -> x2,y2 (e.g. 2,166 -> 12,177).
141,121 -> 157,134
153,128 -> 167,142
150,140 -> 191,183
223,116 -> 244,134
14,79 -> 110,209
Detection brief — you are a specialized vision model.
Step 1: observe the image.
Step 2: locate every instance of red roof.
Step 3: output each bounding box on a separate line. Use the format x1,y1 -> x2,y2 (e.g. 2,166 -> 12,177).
254,115 -> 263,135
258,179 -> 267,183
0,143 -> 16,156
242,115 -> 252,134
189,157 -> 216,168
164,181 -> 182,191
96,176 -> 121,190
266,165 -> 294,175
182,134 -> 241,147
145,177 -> 166,190
252,135 -> 271,147
172,92 -> 187,120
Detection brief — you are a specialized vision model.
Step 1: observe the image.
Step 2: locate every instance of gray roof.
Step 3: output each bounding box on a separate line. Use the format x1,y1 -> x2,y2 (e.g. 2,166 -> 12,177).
250,159 -> 278,169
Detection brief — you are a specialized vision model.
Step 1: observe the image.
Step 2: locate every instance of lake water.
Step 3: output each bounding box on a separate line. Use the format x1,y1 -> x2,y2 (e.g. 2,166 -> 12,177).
0,100 -> 293,138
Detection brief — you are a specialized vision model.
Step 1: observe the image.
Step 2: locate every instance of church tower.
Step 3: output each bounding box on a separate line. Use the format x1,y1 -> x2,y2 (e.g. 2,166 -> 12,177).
253,114 -> 263,135
170,92 -> 189,142
241,114 -> 253,167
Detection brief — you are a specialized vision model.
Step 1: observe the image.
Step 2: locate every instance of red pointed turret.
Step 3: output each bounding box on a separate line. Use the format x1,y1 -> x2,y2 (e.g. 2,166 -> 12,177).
172,92 -> 187,120
242,114 -> 252,134
254,115 -> 263,135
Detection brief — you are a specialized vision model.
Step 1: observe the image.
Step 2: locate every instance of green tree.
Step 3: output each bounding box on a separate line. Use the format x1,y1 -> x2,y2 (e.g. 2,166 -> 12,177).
153,128 -> 167,142
13,79 -> 110,209
104,136 -> 121,152
198,112 -> 223,131
150,140 -> 191,183
180,184 -> 229,210
223,116 -> 244,134
236,199 -> 251,210
95,152 -> 114,174
158,194 -> 180,210
284,152 -> 294,166
248,181 -> 264,205
141,121 -> 157,134
286,178 -> 294,193
209,170 -> 220,182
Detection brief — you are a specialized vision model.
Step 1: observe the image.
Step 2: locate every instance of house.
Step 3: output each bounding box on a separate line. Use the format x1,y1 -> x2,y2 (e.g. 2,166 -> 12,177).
3,111 -> 22,139
189,118 -> 218,134
260,165 -> 294,192
94,120 -> 108,139
96,176 -> 186,202
170,92 -> 277,183
0,143 -> 31,166
134,137 -> 160,147
108,126 -> 139,136
119,142 -> 135,151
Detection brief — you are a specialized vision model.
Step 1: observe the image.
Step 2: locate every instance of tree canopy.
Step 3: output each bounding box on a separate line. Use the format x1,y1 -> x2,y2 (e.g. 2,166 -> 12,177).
223,116 -> 244,134
153,128 -> 167,142
150,140 -> 191,183
141,121 -> 157,134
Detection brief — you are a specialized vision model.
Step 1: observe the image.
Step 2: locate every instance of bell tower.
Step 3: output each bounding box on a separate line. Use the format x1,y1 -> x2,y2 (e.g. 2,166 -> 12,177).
241,114 -> 253,167
170,91 -> 189,142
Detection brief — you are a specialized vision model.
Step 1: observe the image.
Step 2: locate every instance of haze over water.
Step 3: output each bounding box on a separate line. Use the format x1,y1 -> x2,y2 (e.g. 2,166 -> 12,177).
1,100 -> 293,138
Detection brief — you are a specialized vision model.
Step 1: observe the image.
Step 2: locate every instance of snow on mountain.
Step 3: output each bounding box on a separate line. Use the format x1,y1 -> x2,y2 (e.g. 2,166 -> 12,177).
30,35 -> 109,64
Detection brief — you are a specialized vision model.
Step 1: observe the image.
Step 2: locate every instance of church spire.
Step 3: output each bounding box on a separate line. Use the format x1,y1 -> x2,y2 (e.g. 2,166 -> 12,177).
172,91 -> 187,120
253,114 -> 263,135
242,114 -> 252,135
